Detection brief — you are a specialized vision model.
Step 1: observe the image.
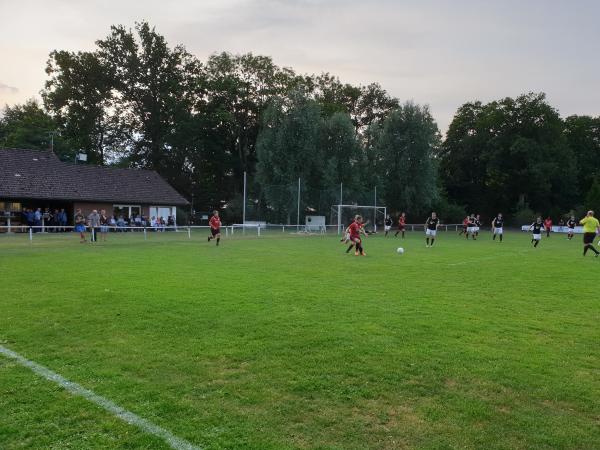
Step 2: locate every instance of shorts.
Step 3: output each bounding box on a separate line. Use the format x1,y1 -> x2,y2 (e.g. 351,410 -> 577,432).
75,224 -> 86,233
532,233 -> 541,241
474,227 -> 480,232
100,225 -> 109,233
494,227 -> 503,235
568,227 -> 575,234
425,229 -> 436,237
583,232 -> 596,245
350,236 -> 361,244
384,225 -> 391,232
398,225 -> 405,231
211,228 -> 220,237
467,227 -> 475,234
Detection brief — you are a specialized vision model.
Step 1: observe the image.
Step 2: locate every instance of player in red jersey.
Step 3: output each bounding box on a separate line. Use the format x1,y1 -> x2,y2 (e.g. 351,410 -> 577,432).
208,210 -> 221,245
394,212 -> 406,238
347,215 -> 367,256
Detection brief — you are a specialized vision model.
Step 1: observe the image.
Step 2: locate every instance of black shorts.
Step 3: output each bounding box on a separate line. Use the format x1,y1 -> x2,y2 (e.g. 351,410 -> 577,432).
211,228 -> 220,237
583,232 -> 596,245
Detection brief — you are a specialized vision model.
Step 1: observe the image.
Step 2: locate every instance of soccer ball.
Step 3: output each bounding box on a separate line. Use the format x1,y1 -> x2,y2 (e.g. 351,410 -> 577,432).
396,247 -> 404,254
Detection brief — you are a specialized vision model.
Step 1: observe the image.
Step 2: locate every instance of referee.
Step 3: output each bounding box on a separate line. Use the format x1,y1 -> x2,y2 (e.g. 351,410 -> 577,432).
579,210 -> 600,257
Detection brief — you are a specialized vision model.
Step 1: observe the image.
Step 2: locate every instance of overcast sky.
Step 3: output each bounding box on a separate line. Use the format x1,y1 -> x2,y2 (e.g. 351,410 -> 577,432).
1,0 -> 599,132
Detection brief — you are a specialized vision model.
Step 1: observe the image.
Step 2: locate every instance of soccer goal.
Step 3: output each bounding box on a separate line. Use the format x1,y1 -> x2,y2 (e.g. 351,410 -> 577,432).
331,204 -> 387,234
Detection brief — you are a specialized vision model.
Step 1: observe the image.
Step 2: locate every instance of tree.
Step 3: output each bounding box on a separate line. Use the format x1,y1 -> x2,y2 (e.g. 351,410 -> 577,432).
256,92 -> 324,222
585,178 -> 600,214
0,100 -> 68,155
440,93 -> 578,219
374,102 -> 440,216
564,115 -> 600,196
44,50 -> 114,164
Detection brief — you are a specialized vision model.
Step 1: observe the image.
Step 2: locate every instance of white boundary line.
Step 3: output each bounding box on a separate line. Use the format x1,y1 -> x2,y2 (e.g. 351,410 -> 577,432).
0,345 -> 201,450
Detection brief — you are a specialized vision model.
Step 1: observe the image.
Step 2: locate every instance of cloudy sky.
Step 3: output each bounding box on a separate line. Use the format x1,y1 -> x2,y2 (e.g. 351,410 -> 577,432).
1,0 -> 599,132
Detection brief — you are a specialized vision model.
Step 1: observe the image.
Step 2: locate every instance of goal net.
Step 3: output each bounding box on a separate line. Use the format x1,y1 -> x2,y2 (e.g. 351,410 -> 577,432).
331,204 -> 387,234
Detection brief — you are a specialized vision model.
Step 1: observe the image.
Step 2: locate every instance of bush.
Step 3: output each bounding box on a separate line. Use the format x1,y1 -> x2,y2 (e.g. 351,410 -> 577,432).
434,199 -> 465,224
512,207 -> 536,226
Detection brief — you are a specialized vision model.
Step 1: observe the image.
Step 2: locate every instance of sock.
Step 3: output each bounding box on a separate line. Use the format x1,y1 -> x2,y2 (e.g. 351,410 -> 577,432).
216,237 -> 220,246
430,238 -> 435,246
394,231 -> 398,236
493,234 -> 496,240
426,238 -> 429,246
346,244 -> 354,253
500,235 -> 503,242
534,240 -> 539,247
592,246 -> 599,255
584,246 -> 589,256
402,231 -> 405,238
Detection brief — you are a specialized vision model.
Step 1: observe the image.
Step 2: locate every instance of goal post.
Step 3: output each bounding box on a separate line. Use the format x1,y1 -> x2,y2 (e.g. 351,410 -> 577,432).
331,204 -> 387,234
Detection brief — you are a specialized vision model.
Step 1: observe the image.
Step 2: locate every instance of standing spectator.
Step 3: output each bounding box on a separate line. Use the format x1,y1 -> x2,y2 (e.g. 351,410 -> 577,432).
544,216 -> 553,237
74,209 -> 87,243
26,208 -> 34,230
59,208 -> 67,232
33,208 -> 42,232
99,209 -> 109,242
88,209 -> 101,242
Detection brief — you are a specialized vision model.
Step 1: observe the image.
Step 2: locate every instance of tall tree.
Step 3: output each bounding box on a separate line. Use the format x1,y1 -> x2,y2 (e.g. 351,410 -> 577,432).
440,93 -> 577,218
374,102 -> 440,216
0,100 -> 67,155
564,115 -> 600,196
44,50 -> 114,164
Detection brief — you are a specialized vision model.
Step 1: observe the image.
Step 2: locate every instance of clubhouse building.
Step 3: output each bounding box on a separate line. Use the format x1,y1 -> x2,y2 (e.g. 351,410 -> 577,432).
0,147 -> 189,230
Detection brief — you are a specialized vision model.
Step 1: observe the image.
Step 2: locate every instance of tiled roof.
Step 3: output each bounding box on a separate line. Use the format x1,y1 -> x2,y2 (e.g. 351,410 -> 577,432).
0,148 -> 189,205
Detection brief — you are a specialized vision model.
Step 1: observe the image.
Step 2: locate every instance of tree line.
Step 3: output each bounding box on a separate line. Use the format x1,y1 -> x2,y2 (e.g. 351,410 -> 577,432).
1,22 -> 599,224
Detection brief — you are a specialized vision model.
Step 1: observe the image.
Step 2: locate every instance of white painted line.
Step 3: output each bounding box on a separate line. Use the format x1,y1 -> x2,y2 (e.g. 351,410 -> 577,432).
0,345 -> 201,450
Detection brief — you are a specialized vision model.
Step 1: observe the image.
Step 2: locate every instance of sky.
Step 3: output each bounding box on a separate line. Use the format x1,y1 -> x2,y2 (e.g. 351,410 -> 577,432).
1,0 -> 599,133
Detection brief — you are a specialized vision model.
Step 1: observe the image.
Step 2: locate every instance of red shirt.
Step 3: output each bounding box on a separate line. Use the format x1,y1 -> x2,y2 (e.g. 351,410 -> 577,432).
348,221 -> 362,238
209,216 -> 221,229
399,216 -> 406,226
463,218 -> 469,225
544,219 -> 552,229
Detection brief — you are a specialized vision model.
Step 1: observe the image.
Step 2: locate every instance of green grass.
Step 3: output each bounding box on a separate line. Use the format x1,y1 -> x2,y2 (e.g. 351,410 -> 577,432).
0,230 -> 598,449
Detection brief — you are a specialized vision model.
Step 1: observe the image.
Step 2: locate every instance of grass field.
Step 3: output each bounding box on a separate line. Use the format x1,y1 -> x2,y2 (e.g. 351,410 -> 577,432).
0,229 -> 598,449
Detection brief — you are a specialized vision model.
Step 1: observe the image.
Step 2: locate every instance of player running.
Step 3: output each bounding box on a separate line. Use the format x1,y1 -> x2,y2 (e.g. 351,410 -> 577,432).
566,215 -> 576,240
492,213 -> 504,242
207,210 -> 221,246
394,212 -> 406,238
459,215 -> 469,236
347,215 -> 367,256
529,217 -> 544,247
425,212 -> 439,247
74,208 -> 87,243
475,214 -> 482,237
384,215 -> 393,236
544,216 -> 553,237
579,210 -> 600,257
466,214 -> 476,240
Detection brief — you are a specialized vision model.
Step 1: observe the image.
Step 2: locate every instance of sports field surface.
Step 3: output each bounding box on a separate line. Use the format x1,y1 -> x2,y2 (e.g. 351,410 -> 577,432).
1,229 -> 598,449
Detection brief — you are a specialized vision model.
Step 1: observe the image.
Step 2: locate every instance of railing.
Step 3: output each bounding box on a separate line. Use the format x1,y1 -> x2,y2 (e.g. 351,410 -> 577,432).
0,223 -> 466,241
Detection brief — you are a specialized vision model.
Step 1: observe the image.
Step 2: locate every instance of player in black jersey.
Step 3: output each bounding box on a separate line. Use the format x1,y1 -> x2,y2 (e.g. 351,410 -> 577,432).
466,214 -> 476,240
492,213 -> 504,241
475,214 -> 482,237
384,215 -> 393,236
566,215 -> 576,240
529,217 -> 544,247
425,212 -> 439,247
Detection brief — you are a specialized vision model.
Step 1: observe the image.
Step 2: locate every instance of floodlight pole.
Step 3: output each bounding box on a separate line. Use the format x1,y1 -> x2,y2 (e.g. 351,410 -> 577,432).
242,171 -> 247,226
297,177 -> 301,231
339,182 -> 343,234
374,186 -> 377,232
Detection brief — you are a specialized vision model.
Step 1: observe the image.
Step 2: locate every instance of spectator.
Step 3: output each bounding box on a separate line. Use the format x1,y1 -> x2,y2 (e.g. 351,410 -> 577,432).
99,209 -> 109,242
33,208 -> 42,232
88,209 -> 101,242
58,208 -> 67,231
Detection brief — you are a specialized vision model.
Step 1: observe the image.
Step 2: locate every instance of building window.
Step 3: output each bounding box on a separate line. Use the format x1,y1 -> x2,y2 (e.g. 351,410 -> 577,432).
113,205 -> 141,219
149,206 -> 176,221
